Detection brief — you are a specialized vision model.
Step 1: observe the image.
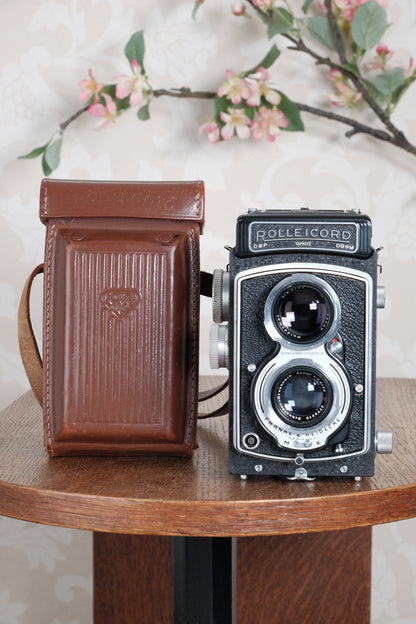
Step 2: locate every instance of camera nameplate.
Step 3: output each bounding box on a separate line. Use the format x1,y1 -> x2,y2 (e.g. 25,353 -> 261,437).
248,221 -> 360,254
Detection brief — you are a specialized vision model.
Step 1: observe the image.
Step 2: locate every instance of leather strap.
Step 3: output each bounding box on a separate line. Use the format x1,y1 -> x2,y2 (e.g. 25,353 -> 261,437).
18,266 -> 228,417
197,378 -> 229,418
17,264 -> 44,406
200,271 -> 213,298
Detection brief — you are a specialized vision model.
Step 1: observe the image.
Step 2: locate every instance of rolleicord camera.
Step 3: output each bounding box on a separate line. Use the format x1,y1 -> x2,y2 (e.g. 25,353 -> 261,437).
210,208 -> 393,480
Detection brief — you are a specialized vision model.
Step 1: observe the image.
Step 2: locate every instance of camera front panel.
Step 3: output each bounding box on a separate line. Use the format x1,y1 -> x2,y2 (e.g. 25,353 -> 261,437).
229,258 -> 377,479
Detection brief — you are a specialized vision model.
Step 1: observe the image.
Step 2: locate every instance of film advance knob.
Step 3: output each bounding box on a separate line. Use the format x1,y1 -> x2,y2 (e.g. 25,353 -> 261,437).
212,269 -> 230,323
375,430 -> 393,454
209,323 -> 229,369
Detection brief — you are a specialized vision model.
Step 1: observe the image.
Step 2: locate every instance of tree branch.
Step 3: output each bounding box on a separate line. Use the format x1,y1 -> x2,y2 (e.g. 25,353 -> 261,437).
55,85 -> 415,157
294,102 -> 416,155
282,36 -> 415,153
153,87 -> 216,99
244,0 -> 413,153
323,0 -> 348,64
59,104 -> 90,132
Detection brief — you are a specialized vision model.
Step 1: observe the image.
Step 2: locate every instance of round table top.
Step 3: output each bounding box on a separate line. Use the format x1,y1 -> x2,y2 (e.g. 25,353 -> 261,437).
0,377 -> 415,536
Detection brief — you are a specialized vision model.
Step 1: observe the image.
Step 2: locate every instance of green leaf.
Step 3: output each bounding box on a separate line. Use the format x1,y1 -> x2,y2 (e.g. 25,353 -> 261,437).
360,77 -> 385,104
43,136 -> 63,174
306,16 -> 336,51
41,152 -> 53,177
101,84 -> 116,98
214,95 -> 231,125
342,62 -> 361,79
137,103 -> 150,121
351,1 -> 387,50
244,106 -> 256,123
375,68 -> 405,96
242,44 -> 280,77
276,93 -> 304,132
115,95 -> 131,113
124,30 -> 145,70
100,85 -> 129,112
192,1 -> 203,20
302,0 -> 314,14
18,144 -> 48,160
267,8 -> 294,38
391,72 -> 416,106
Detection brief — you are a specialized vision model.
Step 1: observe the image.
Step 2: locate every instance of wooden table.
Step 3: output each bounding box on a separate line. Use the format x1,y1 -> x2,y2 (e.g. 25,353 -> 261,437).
0,378 -> 415,623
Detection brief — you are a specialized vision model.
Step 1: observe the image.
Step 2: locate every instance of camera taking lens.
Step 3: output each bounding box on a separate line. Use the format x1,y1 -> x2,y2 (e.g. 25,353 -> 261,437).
271,369 -> 332,427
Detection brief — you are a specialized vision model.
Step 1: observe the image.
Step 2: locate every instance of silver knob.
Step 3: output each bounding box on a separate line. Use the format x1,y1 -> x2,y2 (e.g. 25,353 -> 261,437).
212,269 -> 230,323
209,323 -> 229,369
375,430 -> 393,454
377,286 -> 386,309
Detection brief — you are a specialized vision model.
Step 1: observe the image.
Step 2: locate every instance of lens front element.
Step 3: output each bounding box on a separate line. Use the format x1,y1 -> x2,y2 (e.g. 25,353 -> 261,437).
274,285 -> 331,342
264,274 -> 341,348
272,369 -> 332,427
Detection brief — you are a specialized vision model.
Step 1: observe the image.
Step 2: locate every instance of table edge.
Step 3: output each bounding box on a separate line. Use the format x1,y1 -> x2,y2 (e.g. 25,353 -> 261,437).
1,480 -> 415,536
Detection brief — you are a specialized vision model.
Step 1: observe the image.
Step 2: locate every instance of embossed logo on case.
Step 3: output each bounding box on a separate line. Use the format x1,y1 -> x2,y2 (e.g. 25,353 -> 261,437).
100,288 -> 141,318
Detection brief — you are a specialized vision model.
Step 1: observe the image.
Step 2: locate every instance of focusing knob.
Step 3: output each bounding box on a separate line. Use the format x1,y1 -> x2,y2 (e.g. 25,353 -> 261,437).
209,323 -> 229,369
212,269 -> 230,323
375,430 -> 393,454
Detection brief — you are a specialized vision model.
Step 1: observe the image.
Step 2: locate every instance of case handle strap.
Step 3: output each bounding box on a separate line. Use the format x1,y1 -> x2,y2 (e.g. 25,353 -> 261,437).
17,264 -> 44,406
18,266 -> 228,417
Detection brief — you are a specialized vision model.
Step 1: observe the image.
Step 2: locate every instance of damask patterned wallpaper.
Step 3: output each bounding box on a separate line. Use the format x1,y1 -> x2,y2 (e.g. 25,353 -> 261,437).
1,0 -> 415,622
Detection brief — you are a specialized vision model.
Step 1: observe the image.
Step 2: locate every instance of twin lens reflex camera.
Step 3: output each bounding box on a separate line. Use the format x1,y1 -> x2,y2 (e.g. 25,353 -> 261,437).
209,208 -> 393,480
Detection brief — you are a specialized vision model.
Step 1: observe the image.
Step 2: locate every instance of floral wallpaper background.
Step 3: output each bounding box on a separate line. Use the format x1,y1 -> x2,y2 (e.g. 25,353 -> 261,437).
1,0 -> 416,622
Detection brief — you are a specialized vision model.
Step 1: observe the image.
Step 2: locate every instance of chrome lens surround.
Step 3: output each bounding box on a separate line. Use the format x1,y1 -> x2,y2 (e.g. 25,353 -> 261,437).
252,352 -> 351,451
264,273 -> 341,349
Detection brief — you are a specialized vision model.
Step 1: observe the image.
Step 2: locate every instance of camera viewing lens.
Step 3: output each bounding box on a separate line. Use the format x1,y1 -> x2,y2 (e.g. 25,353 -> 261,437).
274,284 -> 332,343
272,369 -> 332,427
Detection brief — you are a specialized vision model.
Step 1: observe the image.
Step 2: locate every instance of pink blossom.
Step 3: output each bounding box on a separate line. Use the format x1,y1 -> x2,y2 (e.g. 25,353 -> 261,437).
251,106 -> 288,142
404,57 -> 415,78
199,121 -> 220,143
220,108 -> 251,140
327,69 -> 362,107
115,60 -> 145,107
328,82 -> 362,107
366,43 -> 394,70
88,93 -> 117,129
217,70 -> 251,105
329,0 -> 389,22
252,0 -> 275,10
232,2 -> 247,16
78,69 -> 103,102
245,67 -> 281,107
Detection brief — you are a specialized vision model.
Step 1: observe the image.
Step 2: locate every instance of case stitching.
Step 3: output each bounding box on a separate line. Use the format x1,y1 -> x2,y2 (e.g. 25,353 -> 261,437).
44,221 -> 54,452
185,225 -> 200,448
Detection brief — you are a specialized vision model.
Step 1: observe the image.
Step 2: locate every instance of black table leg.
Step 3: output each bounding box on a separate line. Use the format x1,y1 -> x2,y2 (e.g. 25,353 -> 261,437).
172,537 -> 233,624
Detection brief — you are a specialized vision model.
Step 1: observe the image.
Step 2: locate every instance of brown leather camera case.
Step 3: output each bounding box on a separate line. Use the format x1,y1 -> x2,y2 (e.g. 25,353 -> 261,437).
39,179 -> 204,456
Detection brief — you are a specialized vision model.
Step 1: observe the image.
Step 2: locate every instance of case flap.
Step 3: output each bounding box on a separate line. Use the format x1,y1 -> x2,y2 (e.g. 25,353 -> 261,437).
40,179 -> 205,224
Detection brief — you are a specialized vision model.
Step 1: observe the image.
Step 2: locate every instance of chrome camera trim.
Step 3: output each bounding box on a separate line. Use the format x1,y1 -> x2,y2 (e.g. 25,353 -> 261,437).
233,263 -> 374,464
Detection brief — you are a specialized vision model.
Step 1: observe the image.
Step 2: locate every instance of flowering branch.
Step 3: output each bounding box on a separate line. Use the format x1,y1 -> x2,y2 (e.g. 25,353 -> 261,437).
18,0 -> 416,174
